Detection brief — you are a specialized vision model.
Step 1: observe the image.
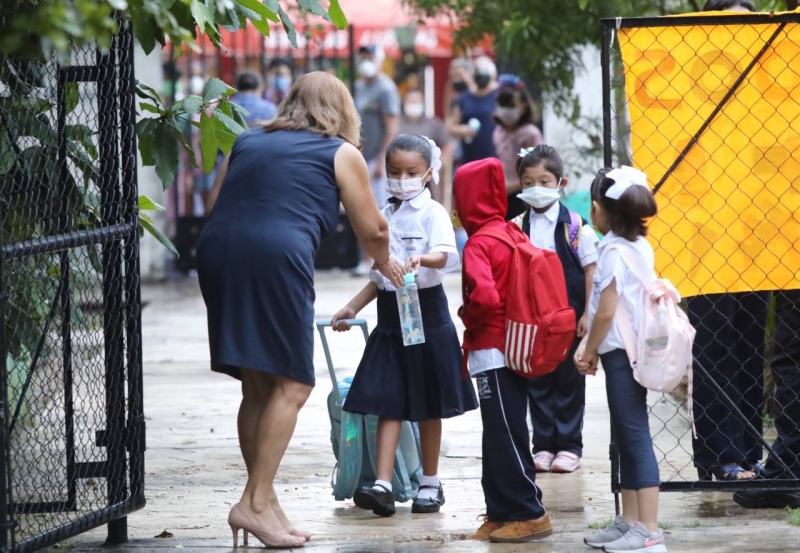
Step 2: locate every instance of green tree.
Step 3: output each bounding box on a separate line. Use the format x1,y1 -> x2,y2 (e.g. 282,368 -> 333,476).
0,0 -> 348,252
407,0 -> 796,110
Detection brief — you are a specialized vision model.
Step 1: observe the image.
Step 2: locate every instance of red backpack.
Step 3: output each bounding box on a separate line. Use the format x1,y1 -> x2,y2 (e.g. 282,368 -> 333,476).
475,222 -> 576,378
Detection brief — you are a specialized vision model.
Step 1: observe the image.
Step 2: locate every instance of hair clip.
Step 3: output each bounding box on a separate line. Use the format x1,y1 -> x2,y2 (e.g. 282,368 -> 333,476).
605,166 -> 649,200
518,147 -> 535,158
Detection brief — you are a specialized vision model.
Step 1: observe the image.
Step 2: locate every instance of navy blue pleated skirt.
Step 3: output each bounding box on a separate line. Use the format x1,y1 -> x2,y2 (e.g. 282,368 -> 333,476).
343,284 -> 478,422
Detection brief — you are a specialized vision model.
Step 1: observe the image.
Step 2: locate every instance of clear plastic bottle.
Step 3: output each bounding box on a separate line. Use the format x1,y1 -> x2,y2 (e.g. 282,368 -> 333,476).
396,272 -> 425,346
464,118 -> 481,145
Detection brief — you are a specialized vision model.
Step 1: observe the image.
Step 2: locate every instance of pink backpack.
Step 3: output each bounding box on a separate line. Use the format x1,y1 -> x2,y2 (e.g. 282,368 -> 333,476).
605,244 -> 696,426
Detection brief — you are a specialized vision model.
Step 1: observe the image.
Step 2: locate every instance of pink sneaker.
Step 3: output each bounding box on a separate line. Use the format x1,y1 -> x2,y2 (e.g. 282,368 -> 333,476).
551,451 -> 581,473
533,451 -> 555,472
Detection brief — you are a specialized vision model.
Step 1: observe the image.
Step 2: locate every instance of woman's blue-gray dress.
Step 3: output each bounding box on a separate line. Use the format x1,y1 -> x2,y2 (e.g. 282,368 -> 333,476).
196,129 -> 343,386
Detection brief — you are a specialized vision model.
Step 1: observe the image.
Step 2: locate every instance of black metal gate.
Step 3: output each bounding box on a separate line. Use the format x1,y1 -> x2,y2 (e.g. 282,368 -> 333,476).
0,17 -> 145,552
601,12 -> 800,505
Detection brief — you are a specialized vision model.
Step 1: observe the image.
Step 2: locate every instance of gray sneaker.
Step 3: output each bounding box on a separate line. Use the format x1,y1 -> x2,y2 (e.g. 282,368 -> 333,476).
603,523 -> 667,553
584,516 -> 630,549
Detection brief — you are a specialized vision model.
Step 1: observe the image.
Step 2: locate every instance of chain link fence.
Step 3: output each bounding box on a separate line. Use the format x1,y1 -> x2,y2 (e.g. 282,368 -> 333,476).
601,12 -> 800,500
1,14 -> 145,553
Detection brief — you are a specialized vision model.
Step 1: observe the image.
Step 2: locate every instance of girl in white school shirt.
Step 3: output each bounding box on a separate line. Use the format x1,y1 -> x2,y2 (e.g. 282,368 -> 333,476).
577,167 -> 667,553
332,134 -> 478,518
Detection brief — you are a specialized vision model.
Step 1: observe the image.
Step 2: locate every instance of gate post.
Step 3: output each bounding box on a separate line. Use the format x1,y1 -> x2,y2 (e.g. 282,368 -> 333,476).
0,236 -> 8,550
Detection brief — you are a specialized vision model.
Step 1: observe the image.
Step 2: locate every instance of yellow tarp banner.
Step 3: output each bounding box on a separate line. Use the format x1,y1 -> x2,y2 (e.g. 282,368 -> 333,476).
618,11 -> 800,297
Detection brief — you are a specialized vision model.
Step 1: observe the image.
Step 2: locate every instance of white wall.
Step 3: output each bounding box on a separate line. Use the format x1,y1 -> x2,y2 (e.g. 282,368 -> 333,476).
542,45 -> 604,196
133,43 -> 169,281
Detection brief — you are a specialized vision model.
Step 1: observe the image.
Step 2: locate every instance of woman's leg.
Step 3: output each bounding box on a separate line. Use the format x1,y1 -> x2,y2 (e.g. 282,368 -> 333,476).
239,371 -> 313,535
376,418 -> 402,482
237,372 -> 309,537
418,419 -> 442,476
636,486 -> 659,533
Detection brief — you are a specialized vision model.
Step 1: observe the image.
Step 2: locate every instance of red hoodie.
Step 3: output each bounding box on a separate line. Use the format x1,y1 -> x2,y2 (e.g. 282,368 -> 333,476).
455,158 -> 529,355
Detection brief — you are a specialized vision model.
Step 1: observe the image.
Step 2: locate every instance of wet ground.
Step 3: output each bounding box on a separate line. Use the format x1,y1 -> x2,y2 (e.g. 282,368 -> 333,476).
45,273 -> 800,552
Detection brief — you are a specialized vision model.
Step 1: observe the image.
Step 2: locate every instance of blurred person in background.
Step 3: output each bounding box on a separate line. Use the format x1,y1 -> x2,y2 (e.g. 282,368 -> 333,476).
231,70 -> 278,128
265,58 -> 293,105
446,56 -> 499,166
353,44 -> 401,276
399,89 -> 456,205
443,57 -> 475,120
492,74 -> 543,220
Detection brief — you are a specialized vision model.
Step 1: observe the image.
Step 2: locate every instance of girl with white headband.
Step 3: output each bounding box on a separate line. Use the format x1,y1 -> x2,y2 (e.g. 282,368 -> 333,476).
332,134 -> 478,518
576,167 -> 668,553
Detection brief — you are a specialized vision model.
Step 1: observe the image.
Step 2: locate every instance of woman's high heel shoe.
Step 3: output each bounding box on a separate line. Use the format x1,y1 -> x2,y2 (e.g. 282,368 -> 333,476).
228,504 -> 305,549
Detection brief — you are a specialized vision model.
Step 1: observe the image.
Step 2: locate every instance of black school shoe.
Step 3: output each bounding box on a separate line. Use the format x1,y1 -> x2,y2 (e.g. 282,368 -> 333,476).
354,484 -> 396,517
733,489 -> 800,509
412,484 -> 445,514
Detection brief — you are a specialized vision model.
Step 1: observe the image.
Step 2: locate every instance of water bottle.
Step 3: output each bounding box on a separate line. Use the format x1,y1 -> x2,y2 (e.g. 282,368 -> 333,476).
396,272 -> 425,346
463,118 -> 481,145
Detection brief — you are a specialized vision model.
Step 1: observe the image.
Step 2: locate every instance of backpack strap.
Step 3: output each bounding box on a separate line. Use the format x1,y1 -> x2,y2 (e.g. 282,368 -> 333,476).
473,223 -> 518,250
564,210 -> 582,259
600,243 -> 645,368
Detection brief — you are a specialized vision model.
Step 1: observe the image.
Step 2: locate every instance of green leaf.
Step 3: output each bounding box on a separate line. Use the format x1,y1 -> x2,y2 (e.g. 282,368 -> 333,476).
297,0 -> 326,16
139,214 -> 179,257
236,0 -> 279,22
200,113 -> 218,174
212,106 -> 247,136
174,95 -> 203,115
202,77 -> 236,103
0,131 -> 14,175
135,81 -> 162,106
139,102 -> 161,114
212,116 -> 238,154
277,6 -> 298,48
65,83 -> 79,114
138,194 -> 165,212
190,0 -> 212,32
579,0 -> 589,9
151,122 -> 179,190
250,15 -> 271,36
131,13 -> 158,55
136,119 -> 158,166
328,0 -> 348,29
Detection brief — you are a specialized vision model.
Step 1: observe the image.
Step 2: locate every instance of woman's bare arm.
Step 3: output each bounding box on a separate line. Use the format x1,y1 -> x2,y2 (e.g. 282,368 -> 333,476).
335,142 -> 392,271
204,155 -> 230,214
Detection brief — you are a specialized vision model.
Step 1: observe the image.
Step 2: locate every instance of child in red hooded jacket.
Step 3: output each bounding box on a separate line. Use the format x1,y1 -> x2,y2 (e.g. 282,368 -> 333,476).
455,158 -> 553,544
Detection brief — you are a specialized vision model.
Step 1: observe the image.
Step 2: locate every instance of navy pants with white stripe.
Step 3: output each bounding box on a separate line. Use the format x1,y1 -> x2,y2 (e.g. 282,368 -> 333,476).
477,368 -> 546,523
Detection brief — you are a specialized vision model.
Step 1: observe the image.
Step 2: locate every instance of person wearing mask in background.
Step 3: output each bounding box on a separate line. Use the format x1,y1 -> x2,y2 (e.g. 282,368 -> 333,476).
399,89 -> 456,205
230,70 -> 278,128
492,74 -> 543,220
443,57 -> 475,123
353,44 -> 402,276
265,58 -> 293,105
446,56 -> 499,168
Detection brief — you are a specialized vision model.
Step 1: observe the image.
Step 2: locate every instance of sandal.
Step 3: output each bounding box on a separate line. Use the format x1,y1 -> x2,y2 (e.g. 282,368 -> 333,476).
697,463 -> 757,481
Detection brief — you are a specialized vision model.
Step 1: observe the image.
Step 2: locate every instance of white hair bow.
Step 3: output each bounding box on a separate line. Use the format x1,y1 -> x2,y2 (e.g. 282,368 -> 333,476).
423,136 -> 443,185
605,166 -> 649,200
518,147 -> 535,158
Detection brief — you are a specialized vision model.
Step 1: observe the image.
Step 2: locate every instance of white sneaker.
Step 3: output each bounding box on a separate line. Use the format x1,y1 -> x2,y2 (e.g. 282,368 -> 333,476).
533,451 -> 555,472
603,523 -> 667,553
584,515 -> 630,549
551,451 -> 581,473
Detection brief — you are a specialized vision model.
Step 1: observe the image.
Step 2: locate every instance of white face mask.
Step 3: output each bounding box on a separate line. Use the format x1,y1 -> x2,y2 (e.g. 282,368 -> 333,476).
404,103 -> 424,119
495,107 -> 521,125
518,182 -> 562,209
387,171 -> 431,201
358,60 -> 378,79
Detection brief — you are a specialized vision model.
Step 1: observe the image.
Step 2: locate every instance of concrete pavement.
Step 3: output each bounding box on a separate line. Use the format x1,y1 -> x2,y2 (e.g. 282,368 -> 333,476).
46,272 -> 799,552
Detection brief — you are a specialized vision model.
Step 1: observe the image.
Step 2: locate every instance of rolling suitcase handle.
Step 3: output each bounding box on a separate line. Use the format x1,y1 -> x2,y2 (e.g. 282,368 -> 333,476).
316,319 -> 369,405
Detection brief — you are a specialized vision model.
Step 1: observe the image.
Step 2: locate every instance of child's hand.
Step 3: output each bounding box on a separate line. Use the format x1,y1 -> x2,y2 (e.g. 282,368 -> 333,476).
331,306 -> 357,332
577,313 -> 589,338
405,255 -> 421,275
575,347 -> 598,376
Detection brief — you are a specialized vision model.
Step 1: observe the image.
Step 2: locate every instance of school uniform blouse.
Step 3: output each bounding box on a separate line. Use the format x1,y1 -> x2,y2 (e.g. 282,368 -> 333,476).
526,201 -> 599,267
589,232 -> 656,355
369,188 -> 460,291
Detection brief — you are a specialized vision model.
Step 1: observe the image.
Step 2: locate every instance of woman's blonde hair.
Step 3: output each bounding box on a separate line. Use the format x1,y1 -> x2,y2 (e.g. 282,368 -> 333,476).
262,72 -> 361,147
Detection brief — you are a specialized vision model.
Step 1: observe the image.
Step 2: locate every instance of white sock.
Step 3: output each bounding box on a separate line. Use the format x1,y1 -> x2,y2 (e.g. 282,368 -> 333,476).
417,474 -> 440,500
373,479 -> 392,492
